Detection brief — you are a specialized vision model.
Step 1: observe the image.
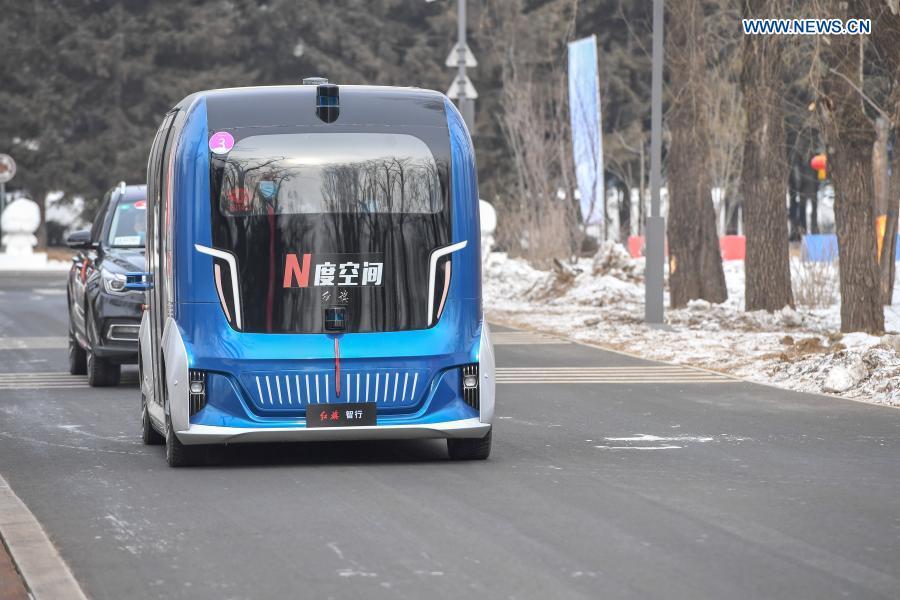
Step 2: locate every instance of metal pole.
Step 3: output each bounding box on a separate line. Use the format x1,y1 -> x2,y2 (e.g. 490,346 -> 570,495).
0,182 -> 5,252
645,0 -> 665,324
457,0 -> 475,129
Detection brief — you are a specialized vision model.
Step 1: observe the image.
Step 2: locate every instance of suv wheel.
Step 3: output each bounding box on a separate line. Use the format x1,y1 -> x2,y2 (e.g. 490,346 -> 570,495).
68,327 -> 87,375
85,310 -> 120,387
87,349 -> 121,387
447,431 -> 492,460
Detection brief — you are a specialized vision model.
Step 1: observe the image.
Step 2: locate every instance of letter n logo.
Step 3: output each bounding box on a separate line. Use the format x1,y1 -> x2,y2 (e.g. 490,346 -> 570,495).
283,253 -> 312,288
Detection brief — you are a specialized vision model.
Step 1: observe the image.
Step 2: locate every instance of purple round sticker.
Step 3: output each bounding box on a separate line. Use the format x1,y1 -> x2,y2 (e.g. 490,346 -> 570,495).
209,131 -> 235,155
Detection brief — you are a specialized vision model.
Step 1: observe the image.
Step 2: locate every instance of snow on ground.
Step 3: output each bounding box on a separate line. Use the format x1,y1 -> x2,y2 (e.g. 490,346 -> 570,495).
484,243 -> 900,407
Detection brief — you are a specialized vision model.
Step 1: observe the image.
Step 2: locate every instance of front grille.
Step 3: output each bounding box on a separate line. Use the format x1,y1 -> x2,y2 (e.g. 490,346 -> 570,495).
242,368 -> 427,413
462,364 -> 479,411
189,370 -> 207,415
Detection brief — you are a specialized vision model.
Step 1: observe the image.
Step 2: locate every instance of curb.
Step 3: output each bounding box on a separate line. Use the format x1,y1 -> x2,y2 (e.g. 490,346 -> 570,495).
0,473 -> 88,600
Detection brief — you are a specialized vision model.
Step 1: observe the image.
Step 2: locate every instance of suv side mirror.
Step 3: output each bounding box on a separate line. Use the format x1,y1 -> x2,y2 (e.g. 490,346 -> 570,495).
66,229 -> 96,250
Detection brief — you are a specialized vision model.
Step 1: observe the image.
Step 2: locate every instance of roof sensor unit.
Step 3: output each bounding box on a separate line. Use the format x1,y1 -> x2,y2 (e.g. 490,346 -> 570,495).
315,83 -> 340,123
302,76 -> 328,85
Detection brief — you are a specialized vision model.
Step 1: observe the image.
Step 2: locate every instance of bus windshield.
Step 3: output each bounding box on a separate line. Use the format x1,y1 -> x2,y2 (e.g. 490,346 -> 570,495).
217,133 -> 442,216
209,131 -> 452,334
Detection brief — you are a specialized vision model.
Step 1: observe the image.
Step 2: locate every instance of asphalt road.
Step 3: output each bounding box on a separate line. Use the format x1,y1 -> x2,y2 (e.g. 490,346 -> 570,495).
1,272 -> 899,600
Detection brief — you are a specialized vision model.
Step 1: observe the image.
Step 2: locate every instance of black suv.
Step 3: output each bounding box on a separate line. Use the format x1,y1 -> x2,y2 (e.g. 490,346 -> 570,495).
66,183 -> 147,386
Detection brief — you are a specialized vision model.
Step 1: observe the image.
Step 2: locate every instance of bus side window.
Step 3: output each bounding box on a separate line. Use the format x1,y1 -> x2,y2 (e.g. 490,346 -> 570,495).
147,113 -> 174,280
160,112 -> 184,317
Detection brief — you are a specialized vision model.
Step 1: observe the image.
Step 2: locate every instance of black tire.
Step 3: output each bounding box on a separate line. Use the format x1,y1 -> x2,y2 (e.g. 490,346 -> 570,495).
165,415 -> 203,467
141,394 -> 164,445
68,328 -> 87,375
87,349 -> 121,387
447,431 -> 492,460
85,310 -> 120,387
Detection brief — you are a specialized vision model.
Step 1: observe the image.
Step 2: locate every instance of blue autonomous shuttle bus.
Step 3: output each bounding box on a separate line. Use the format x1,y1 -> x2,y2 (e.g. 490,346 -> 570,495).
130,79 -> 495,466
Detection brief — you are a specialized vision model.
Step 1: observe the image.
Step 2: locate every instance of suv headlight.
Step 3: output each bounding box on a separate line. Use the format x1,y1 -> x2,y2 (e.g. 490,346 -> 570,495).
101,269 -> 128,294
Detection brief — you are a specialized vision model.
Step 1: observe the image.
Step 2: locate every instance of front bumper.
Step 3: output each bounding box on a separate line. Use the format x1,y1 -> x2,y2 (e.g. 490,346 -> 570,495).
176,418 -> 490,445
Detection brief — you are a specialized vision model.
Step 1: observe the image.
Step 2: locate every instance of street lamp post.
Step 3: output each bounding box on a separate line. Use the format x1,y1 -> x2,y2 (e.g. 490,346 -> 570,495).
645,0 -> 665,324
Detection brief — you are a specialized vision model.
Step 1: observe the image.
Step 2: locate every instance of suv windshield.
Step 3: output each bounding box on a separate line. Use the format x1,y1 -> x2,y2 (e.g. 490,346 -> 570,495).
107,198 -> 147,248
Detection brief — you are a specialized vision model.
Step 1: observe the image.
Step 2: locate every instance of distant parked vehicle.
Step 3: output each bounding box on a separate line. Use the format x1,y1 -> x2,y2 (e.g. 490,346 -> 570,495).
66,183 -> 147,386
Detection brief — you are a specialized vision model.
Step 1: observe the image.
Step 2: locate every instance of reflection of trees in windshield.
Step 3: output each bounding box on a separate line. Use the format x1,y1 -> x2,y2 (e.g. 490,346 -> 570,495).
208,131 -> 452,333
319,157 -> 441,214
219,156 -> 441,216
220,157 -> 292,215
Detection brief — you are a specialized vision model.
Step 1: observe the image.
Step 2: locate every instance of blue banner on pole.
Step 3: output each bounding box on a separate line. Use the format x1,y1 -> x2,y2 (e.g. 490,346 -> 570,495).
567,35 -> 604,230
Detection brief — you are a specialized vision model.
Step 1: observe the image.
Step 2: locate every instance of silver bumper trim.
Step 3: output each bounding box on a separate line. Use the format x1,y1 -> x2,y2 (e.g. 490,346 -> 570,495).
176,418 -> 491,445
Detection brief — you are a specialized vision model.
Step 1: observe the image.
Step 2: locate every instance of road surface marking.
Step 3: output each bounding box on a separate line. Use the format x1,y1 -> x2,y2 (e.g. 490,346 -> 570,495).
496,366 -> 733,384
0,473 -> 88,600
595,433 -> 748,450
0,337 -> 67,350
491,331 -> 569,345
594,445 -> 682,450
0,372 -> 138,390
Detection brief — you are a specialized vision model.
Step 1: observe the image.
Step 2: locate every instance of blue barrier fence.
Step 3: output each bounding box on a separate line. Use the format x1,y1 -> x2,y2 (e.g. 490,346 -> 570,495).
802,233 -> 900,262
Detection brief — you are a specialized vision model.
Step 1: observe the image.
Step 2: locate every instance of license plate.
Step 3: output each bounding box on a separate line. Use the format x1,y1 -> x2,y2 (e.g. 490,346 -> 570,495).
306,403 -> 377,427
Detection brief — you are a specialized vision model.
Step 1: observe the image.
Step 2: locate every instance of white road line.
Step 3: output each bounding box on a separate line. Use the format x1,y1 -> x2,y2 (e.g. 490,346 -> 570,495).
0,473 -> 88,600
594,445 -> 682,450
495,366 -> 734,384
0,372 -> 138,391
497,380 -> 729,384
0,337 -> 68,350
496,367 -> 708,372
491,332 -> 568,345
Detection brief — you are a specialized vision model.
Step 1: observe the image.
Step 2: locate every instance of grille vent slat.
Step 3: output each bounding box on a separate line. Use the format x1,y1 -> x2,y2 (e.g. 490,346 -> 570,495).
242,369 -> 426,411
189,370 -> 207,416
462,364 -> 479,411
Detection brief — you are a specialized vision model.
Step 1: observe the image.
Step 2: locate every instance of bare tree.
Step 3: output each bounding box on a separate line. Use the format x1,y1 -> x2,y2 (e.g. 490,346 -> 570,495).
741,0 -> 794,312
705,0 -> 746,238
815,0 -> 890,333
665,0 -> 727,307
488,0 -> 581,265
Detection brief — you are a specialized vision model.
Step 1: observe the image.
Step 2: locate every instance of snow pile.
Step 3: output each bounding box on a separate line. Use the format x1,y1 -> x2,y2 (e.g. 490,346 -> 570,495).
484,248 -> 900,406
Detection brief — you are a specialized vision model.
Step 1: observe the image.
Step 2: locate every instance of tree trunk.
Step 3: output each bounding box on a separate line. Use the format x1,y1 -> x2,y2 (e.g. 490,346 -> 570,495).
666,0 -> 727,307
741,0 -> 793,312
882,145 -> 900,304
872,8 -> 900,306
873,116 -> 894,304
818,7 -> 884,332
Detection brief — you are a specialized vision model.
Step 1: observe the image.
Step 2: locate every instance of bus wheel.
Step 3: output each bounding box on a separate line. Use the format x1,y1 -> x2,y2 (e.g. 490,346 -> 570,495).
141,393 -> 164,445
165,415 -> 202,467
447,431 -> 492,460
